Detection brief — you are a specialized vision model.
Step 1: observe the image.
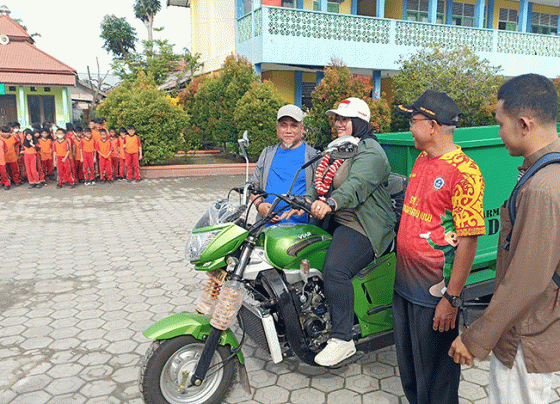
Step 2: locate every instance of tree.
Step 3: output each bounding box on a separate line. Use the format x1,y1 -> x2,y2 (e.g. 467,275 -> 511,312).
134,0 -> 161,54
391,45 -> 503,131
304,60 -> 392,148
13,18 -> 40,38
234,81 -> 286,158
188,55 -> 259,150
84,58 -> 111,124
100,15 -> 137,60
96,73 -> 189,164
110,39 -> 182,85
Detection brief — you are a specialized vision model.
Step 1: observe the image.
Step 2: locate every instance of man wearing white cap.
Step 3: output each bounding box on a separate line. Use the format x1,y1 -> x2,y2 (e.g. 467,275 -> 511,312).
250,104 -> 319,224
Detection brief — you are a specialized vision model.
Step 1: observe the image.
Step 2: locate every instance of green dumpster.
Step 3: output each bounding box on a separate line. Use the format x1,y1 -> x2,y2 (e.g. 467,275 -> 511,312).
377,125 -> 524,283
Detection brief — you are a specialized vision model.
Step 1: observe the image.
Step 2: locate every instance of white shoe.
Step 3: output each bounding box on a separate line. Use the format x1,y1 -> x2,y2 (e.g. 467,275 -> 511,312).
314,338 -> 356,367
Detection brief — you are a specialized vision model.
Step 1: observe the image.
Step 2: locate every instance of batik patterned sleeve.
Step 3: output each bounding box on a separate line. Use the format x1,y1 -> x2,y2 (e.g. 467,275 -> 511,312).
452,158 -> 486,237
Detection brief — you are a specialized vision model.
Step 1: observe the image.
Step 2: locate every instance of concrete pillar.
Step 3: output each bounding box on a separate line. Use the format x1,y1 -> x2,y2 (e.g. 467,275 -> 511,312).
62,87 -> 70,124
487,0 -> 494,28
295,71 -> 303,107
376,0 -> 385,18
475,0 -> 485,27
18,86 -> 28,128
527,3 -> 533,32
402,0 -> 408,20
316,71 -> 324,87
319,0 -> 327,11
297,0 -> 303,9
351,0 -> 358,15
372,70 -> 381,99
446,0 -> 453,25
428,0 -> 437,23
518,0 -> 529,32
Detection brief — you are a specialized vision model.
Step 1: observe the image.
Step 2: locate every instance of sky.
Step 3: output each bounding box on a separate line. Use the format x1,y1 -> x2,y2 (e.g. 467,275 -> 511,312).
8,0 -> 191,80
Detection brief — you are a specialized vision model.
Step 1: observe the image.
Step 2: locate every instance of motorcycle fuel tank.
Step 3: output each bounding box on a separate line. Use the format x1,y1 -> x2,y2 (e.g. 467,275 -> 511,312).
263,224 -> 332,271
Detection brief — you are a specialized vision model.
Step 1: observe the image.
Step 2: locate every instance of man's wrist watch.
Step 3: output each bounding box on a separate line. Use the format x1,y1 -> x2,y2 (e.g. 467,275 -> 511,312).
443,291 -> 462,307
325,198 -> 336,213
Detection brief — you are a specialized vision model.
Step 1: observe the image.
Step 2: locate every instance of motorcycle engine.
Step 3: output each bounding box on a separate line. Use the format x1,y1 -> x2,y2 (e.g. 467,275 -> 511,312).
292,277 -> 330,350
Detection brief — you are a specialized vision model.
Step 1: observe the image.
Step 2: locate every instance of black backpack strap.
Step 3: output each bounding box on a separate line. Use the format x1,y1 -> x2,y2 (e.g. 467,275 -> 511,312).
553,271 -> 560,288
503,152 -> 560,251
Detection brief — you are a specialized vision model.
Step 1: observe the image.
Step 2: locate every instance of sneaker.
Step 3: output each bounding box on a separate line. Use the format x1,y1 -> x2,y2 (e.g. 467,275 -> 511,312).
127,179 -> 133,182
4,185 -> 10,190
314,338 -> 356,367
70,184 -> 76,189
84,181 -> 90,186
90,180 -> 95,185
28,184 -> 37,189
56,184 -> 63,189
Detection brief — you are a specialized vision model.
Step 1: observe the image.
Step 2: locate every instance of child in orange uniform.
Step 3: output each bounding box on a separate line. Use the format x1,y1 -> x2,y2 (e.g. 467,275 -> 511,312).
0,135 -> 11,190
11,122 -> 26,182
38,129 -> 54,180
118,128 -> 127,180
54,128 -> 75,188
22,131 -> 41,188
33,130 -> 46,186
1,126 -> 21,185
124,125 -> 142,181
95,129 -> 113,182
80,128 -> 97,185
109,127 -> 119,179
72,126 -> 84,183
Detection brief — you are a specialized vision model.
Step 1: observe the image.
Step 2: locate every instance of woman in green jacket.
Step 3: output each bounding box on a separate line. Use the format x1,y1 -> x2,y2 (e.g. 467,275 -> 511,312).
307,98 -> 396,367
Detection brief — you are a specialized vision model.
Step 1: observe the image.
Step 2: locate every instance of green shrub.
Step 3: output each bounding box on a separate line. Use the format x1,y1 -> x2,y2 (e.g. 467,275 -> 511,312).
391,46 -> 503,132
304,60 -> 392,148
189,55 -> 258,151
96,74 -> 190,164
234,81 -> 285,158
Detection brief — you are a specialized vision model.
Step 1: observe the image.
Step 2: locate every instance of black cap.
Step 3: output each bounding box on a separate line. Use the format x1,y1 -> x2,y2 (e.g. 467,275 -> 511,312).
397,90 -> 461,126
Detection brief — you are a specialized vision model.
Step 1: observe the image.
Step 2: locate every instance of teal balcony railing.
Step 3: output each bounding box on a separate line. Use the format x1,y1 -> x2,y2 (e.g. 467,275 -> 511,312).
236,6 -> 560,76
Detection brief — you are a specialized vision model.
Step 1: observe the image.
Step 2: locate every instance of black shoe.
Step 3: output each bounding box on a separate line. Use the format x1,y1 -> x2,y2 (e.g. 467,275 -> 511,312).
29,184 -> 37,189
136,178 -> 142,182
127,179 -> 133,182
3,185 -> 10,190
71,184 -> 76,189
14,182 -> 21,187
56,184 -> 63,189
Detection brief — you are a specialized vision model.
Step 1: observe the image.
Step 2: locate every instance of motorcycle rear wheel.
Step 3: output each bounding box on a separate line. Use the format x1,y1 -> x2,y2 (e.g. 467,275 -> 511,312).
139,335 -> 237,404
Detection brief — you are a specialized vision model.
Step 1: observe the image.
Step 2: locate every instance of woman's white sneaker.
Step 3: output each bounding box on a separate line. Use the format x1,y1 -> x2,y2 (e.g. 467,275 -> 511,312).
314,338 -> 356,367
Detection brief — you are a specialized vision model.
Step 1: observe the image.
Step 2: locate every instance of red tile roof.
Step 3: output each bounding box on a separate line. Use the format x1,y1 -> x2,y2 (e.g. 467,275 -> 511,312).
0,14 -> 76,86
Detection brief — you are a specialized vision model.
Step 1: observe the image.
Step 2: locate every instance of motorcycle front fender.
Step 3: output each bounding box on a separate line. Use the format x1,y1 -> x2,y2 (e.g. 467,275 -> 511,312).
143,312 -> 244,365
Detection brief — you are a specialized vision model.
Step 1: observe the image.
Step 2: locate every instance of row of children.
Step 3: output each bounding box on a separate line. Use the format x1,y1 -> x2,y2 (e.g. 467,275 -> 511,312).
0,121 -> 143,190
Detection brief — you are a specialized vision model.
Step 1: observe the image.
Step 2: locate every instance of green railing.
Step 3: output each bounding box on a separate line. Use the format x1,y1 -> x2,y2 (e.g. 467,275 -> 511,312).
239,6 -> 560,58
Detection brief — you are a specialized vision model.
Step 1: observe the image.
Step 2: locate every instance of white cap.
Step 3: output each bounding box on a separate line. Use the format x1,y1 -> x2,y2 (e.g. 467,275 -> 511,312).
277,104 -> 304,122
326,97 -> 370,122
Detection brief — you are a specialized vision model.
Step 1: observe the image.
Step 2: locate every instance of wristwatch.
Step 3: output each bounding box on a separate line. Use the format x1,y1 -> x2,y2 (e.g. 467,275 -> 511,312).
443,291 -> 462,308
325,198 -> 336,213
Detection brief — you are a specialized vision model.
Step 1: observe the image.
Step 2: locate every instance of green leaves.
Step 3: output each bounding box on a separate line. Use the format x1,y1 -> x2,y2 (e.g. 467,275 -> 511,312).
100,15 -> 137,60
391,45 -> 504,131
96,75 -> 189,165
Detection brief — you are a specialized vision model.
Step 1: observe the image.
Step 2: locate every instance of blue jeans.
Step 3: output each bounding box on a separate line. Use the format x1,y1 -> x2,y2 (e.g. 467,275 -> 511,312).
323,224 -> 374,341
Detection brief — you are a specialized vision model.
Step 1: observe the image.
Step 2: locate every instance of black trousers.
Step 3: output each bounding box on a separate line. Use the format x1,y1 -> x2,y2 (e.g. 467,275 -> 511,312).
392,292 -> 460,404
323,224 -> 374,341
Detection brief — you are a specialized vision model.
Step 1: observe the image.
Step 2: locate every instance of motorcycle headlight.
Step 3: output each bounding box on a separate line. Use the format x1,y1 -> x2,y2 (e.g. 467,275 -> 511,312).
187,229 -> 223,262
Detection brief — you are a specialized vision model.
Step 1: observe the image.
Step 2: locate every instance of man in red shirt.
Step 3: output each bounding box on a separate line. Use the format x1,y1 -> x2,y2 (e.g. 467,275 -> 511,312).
394,90 -> 485,404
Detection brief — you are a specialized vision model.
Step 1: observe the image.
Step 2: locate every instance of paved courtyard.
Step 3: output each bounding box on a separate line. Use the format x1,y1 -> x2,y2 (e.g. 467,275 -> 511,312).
1,176 -> 559,404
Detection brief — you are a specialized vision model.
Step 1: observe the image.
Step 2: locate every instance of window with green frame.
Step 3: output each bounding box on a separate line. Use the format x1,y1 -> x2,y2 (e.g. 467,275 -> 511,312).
406,0 -> 444,23
498,8 -> 517,31
312,0 -> 340,13
531,12 -> 558,35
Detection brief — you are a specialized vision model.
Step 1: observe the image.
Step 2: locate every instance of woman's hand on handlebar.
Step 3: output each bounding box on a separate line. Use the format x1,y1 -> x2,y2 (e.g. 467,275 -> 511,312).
310,200 -> 333,220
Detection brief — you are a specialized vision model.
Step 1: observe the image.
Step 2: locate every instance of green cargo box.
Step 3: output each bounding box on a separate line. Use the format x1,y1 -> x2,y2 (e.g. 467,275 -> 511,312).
377,125 -> 524,282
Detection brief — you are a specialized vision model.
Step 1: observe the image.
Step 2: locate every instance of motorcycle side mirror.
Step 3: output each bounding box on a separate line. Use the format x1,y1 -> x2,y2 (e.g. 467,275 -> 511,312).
238,131 -> 250,185
326,136 -> 359,160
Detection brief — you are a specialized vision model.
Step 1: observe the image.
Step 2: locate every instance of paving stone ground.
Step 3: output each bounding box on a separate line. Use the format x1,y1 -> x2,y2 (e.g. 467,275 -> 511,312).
1,176 -> 559,404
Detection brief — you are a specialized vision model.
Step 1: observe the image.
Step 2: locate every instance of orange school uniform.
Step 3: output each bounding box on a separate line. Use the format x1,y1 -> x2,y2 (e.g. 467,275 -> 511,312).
80,138 -> 97,180
54,140 -> 74,185
96,139 -> 113,180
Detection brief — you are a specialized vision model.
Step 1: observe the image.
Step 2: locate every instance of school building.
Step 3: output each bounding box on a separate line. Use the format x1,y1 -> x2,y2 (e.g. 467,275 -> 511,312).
0,6 -> 75,128
170,0 -> 560,107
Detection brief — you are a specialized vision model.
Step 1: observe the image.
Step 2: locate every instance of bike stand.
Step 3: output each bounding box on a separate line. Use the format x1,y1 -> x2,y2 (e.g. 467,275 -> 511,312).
327,351 -> 365,369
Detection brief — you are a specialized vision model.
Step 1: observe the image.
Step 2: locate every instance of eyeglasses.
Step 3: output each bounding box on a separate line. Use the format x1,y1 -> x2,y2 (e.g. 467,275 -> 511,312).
409,117 -> 432,125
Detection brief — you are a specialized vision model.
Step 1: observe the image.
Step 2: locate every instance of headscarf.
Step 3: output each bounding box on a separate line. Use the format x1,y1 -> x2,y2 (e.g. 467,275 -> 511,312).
350,117 -> 377,141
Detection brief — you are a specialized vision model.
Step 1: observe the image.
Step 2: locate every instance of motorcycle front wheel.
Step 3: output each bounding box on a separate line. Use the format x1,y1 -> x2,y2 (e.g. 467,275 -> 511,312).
139,335 -> 237,404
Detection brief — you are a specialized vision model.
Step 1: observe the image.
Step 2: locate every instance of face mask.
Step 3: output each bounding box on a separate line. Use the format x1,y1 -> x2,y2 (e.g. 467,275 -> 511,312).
57,134 -> 64,139
13,128 -> 19,133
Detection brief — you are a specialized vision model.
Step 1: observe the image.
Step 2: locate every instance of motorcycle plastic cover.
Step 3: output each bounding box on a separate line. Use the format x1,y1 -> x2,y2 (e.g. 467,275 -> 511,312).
194,200 -> 246,230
